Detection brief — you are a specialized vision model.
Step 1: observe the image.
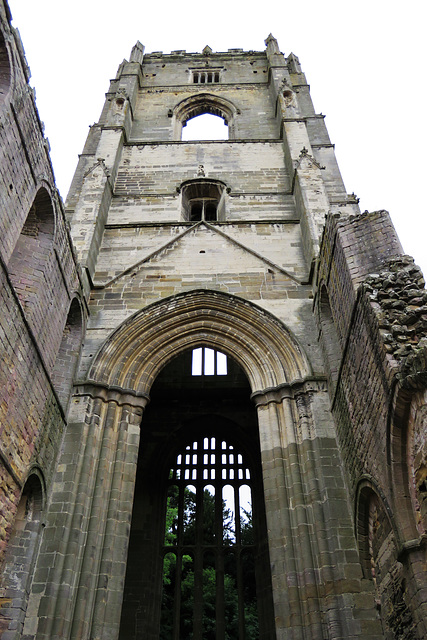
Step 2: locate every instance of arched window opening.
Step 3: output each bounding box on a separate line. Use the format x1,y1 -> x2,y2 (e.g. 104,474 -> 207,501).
182,113 -> 228,141
356,485 -> 417,634
8,187 -> 55,316
181,178 -> 227,222
0,32 -> 11,102
357,487 -> 395,585
161,436 -> 257,638
119,349 -> 275,639
0,474 -> 43,637
174,94 -> 237,141
51,298 -> 83,411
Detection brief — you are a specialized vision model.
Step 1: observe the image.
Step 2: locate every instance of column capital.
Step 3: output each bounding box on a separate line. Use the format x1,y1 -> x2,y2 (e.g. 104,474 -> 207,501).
74,379 -> 150,411
251,376 -> 327,407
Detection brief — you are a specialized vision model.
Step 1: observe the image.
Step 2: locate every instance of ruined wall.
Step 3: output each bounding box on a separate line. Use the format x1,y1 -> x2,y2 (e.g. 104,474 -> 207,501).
0,2 -> 85,636
1,11 -> 426,637
317,210 -> 427,639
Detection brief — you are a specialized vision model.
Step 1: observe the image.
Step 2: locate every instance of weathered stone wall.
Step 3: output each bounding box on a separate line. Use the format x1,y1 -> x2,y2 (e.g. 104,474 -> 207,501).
317,210 -> 427,639
78,223 -> 319,384
93,222 -> 305,280
0,2 -> 85,636
131,51 -> 276,141
112,142 -> 293,222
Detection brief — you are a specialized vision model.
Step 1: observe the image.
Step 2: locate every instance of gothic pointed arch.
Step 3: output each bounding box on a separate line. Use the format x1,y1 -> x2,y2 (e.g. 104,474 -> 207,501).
63,291 -> 315,640
173,93 -> 239,140
87,289 -> 312,396
355,477 -> 398,580
7,185 -> 57,353
0,469 -> 45,638
51,296 -> 84,412
355,477 -> 417,637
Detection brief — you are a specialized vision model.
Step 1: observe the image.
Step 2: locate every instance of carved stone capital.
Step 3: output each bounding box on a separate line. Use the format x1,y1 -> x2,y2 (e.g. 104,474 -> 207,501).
73,379 -> 150,410
251,376 -> 327,407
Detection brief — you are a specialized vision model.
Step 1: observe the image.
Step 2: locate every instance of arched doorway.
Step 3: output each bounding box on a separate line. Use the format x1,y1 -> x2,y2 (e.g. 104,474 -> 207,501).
118,348 -> 275,639
41,291 -> 367,640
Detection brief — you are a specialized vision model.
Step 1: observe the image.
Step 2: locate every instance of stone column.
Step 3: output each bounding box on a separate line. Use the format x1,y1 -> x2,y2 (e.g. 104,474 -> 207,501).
254,380 -> 383,640
26,384 -> 148,640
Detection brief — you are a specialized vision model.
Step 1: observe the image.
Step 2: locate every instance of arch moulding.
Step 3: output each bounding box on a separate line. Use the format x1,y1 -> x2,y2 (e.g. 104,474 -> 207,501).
86,290 -> 312,398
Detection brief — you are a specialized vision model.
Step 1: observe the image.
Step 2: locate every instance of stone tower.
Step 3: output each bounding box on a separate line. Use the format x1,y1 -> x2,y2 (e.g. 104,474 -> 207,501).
1,3 -> 427,638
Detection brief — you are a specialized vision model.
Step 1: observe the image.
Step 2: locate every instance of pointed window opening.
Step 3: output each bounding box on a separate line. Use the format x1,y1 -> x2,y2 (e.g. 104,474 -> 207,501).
182,113 -> 228,141
174,94 -> 236,141
0,474 -> 44,636
51,298 -> 84,411
8,187 -> 55,327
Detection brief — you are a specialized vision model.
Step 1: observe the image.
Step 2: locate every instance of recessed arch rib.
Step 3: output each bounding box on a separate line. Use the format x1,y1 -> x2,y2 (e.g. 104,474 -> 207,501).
88,290 -> 311,395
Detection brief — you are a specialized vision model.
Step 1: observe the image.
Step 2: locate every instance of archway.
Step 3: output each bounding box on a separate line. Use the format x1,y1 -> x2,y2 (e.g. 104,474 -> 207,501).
87,289 -> 310,393
8,187 -> 55,330
355,479 -> 417,637
51,297 -> 84,412
57,291 -> 315,639
0,472 -> 44,638
118,348 -> 275,639
40,291 -> 369,639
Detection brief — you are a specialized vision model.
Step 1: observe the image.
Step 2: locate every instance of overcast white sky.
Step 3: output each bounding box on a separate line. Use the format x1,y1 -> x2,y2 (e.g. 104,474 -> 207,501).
9,0 -> 427,277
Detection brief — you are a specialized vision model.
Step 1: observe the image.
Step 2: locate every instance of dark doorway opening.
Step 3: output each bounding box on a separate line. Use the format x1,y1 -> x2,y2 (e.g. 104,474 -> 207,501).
118,349 -> 275,639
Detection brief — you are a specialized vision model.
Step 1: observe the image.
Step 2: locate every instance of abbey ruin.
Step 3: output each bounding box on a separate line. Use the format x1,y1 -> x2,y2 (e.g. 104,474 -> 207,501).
0,1 -> 426,638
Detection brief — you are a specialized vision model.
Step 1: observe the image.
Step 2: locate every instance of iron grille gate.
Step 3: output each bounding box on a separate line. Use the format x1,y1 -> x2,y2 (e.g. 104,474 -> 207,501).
161,435 -> 258,639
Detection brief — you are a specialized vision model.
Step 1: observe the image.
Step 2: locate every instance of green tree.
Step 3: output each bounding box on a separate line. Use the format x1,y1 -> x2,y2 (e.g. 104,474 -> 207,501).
161,484 -> 258,638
